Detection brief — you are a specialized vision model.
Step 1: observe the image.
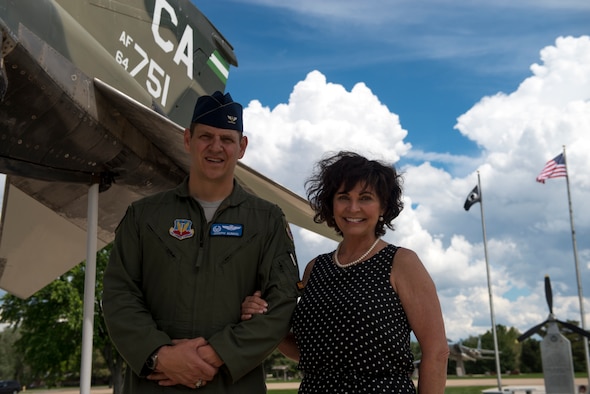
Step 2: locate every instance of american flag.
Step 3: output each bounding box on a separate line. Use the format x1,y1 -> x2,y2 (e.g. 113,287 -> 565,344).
536,153 -> 567,183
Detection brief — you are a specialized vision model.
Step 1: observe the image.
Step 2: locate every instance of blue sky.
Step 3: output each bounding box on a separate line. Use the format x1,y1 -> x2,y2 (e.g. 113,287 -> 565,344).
197,1 -> 588,163
194,0 -> 590,342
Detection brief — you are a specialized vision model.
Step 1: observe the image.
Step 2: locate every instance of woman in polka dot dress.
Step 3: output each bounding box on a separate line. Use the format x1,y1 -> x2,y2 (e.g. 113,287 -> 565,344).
242,151 -> 449,393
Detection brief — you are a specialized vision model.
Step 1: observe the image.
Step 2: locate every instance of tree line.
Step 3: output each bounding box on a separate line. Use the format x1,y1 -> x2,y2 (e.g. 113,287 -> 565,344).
0,246 -> 588,392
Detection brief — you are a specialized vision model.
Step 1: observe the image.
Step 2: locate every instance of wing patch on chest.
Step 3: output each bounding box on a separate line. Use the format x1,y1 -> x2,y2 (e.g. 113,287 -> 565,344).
210,223 -> 243,237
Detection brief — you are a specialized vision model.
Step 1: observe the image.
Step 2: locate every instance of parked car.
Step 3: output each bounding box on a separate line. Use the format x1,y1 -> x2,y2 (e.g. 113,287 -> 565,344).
0,380 -> 21,394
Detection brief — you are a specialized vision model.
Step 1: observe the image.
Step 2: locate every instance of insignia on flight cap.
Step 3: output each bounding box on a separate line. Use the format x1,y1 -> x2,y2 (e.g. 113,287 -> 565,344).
191,91 -> 243,132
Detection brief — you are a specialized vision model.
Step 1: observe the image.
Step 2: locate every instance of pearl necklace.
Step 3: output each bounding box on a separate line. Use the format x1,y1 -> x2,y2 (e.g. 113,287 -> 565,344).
333,238 -> 380,268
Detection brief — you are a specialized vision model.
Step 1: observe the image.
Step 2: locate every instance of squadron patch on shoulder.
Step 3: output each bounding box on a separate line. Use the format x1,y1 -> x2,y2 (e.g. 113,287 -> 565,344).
169,219 -> 195,240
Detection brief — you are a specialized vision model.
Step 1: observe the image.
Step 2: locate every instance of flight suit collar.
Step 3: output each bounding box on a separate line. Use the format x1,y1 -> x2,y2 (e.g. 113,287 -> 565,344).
174,176 -> 249,207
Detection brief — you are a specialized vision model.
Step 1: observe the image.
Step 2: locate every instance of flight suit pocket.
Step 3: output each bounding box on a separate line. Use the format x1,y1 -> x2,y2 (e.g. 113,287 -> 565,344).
275,252 -> 303,297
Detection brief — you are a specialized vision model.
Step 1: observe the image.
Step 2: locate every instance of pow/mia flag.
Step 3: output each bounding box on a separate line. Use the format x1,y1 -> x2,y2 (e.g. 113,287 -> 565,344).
464,185 -> 481,211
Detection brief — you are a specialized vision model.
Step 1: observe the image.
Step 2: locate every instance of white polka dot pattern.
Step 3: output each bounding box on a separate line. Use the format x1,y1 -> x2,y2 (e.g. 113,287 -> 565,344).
292,244 -> 416,393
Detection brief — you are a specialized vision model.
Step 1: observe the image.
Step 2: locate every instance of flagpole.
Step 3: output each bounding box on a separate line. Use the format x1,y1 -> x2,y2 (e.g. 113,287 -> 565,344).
562,146 -> 590,386
477,171 -> 502,390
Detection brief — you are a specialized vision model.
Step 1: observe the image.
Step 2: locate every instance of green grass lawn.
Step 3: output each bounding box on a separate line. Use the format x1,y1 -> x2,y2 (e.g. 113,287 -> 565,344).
444,388 -> 490,394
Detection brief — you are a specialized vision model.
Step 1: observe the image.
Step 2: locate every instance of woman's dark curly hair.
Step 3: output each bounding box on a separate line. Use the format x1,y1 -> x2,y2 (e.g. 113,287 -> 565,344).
305,151 -> 404,237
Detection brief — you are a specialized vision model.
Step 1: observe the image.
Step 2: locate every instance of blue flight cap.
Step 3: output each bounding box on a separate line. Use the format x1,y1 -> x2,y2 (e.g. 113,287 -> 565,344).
191,91 -> 243,132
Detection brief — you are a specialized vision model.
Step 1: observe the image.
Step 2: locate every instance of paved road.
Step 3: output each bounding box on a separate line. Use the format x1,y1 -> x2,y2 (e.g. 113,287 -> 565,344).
24,377 -> 590,392
446,377 -> 587,388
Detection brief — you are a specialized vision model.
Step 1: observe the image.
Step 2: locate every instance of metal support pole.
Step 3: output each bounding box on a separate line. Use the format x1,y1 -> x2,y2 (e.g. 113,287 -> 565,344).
562,146 -> 590,387
80,183 -> 99,394
477,172 -> 502,390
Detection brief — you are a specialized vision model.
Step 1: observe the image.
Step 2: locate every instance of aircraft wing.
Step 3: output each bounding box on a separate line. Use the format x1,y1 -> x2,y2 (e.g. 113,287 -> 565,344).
0,0 -> 336,299
449,342 -> 498,362
0,79 -> 336,298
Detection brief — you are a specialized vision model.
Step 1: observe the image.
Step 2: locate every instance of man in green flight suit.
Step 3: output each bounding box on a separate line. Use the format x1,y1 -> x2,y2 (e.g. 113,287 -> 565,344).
103,91 -> 302,393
